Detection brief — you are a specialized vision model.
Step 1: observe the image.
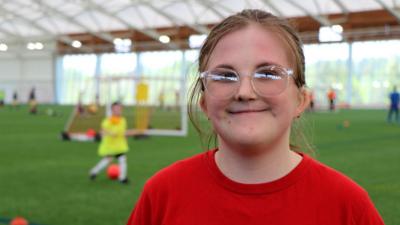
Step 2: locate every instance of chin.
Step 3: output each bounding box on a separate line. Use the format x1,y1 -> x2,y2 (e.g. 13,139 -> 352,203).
221,131 -> 271,147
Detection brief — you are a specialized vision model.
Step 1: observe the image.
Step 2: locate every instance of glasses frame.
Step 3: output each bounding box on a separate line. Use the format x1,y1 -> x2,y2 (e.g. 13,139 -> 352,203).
200,65 -> 294,99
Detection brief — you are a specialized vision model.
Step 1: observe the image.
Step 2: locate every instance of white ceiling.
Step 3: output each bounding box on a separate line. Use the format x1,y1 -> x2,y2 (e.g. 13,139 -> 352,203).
0,0 -> 399,45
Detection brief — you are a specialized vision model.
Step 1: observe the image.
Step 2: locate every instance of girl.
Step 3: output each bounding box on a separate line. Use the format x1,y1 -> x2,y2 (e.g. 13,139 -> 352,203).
89,101 -> 129,184
126,9 -> 384,225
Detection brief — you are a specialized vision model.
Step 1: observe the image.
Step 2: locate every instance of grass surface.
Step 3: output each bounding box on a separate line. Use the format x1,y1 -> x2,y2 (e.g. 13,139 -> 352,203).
0,105 -> 398,225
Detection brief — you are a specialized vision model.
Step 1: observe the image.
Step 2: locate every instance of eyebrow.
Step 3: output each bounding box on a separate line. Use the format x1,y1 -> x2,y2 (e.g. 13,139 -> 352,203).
213,64 -> 235,70
255,62 -> 283,68
213,62 -> 283,70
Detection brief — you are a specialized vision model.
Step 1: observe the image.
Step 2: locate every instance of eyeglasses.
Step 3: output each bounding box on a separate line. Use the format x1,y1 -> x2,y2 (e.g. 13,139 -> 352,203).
200,65 -> 294,99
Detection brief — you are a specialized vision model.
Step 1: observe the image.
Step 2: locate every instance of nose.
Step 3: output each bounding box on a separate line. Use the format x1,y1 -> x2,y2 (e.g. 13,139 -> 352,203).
234,76 -> 257,101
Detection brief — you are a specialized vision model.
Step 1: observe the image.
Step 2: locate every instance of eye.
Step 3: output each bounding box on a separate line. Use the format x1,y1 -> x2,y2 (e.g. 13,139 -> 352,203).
209,71 -> 238,82
254,71 -> 283,80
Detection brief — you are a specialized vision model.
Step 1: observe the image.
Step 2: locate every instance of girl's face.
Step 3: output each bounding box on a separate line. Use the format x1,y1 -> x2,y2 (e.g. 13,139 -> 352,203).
200,24 -> 308,151
112,104 -> 122,116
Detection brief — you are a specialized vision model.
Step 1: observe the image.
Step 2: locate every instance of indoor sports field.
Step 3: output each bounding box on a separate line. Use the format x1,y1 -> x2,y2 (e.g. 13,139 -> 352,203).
1,1 -> 400,225
0,106 -> 399,225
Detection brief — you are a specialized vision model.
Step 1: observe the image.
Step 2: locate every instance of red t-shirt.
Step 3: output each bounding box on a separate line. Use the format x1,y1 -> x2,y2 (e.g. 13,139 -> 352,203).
127,150 -> 384,225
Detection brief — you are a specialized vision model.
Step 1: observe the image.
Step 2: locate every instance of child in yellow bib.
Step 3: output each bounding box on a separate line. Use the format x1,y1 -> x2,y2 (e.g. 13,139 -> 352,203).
98,114 -> 128,156
89,102 -> 130,184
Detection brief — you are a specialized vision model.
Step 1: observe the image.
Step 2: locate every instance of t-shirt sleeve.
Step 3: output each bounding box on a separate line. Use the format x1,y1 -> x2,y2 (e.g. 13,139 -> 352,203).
126,188 -> 153,225
125,163 -> 175,225
352,193 -> 385,225
342,183 -> 385,225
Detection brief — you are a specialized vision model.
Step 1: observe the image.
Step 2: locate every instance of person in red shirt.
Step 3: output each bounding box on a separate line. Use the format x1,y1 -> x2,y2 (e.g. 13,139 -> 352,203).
126,9 -> 384,225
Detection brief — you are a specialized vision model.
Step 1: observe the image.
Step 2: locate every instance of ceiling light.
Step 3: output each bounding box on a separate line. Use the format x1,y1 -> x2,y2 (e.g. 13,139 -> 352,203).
27,42 -> 44,50
0,43 -> 8,51
35,42 -> 43,50
159,35 -> 170,44
72,40 -> 82,48
318,25 -> 343,42
123,39 -> 132,46
113,38 -> 132,53
27,42 -> 35,50
332,25 -> 343,33
113,38 -> 123,45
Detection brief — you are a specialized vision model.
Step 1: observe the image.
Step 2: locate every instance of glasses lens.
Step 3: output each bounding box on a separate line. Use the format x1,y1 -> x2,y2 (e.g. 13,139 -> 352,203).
203,69 -> 239,99
252,66 -> 288,96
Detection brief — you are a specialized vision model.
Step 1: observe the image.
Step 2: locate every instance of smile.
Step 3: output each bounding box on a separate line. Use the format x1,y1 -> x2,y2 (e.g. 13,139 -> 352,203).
227,108 -> 269,114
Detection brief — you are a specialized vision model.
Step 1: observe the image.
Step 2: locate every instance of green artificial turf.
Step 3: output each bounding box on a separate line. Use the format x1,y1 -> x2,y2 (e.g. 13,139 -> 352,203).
0,105 -> 398,225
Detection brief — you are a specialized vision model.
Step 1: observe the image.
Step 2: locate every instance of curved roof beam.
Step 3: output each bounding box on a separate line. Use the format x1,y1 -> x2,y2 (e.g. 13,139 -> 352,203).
87,0 -> 179,49
195,0 -> 225,20
143,2 -> 210,34
0,28 -> 24,43
286,0 -> 332,26
0,15 -> 25,42
0,4 -> 92,52
209,1 -> 236,15
332,0 -> 349,15
374,0 -> 400,23
32,0 -> 115,43
260,0 -> 284,17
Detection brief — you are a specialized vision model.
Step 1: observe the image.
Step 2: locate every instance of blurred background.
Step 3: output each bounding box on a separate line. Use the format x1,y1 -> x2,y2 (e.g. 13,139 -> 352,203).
0,0 -> 399,225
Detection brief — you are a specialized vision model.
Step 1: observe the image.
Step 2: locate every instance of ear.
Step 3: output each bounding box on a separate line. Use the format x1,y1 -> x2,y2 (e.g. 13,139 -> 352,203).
294,87 -> 310,117
199,94 -> 209,116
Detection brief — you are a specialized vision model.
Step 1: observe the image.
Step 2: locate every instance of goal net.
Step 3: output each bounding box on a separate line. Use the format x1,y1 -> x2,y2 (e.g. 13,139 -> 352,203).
62,74 -> 187,141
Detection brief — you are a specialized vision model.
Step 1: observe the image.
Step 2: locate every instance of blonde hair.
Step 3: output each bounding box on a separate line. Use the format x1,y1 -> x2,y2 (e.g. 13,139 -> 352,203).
188,9 -> 312,152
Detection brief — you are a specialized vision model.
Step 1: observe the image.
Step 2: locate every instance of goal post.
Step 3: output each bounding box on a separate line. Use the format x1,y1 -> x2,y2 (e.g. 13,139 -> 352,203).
62,74 -> 188,141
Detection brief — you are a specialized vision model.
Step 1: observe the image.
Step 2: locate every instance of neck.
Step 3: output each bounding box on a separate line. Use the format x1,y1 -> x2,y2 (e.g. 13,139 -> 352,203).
215,136 -> 302,184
